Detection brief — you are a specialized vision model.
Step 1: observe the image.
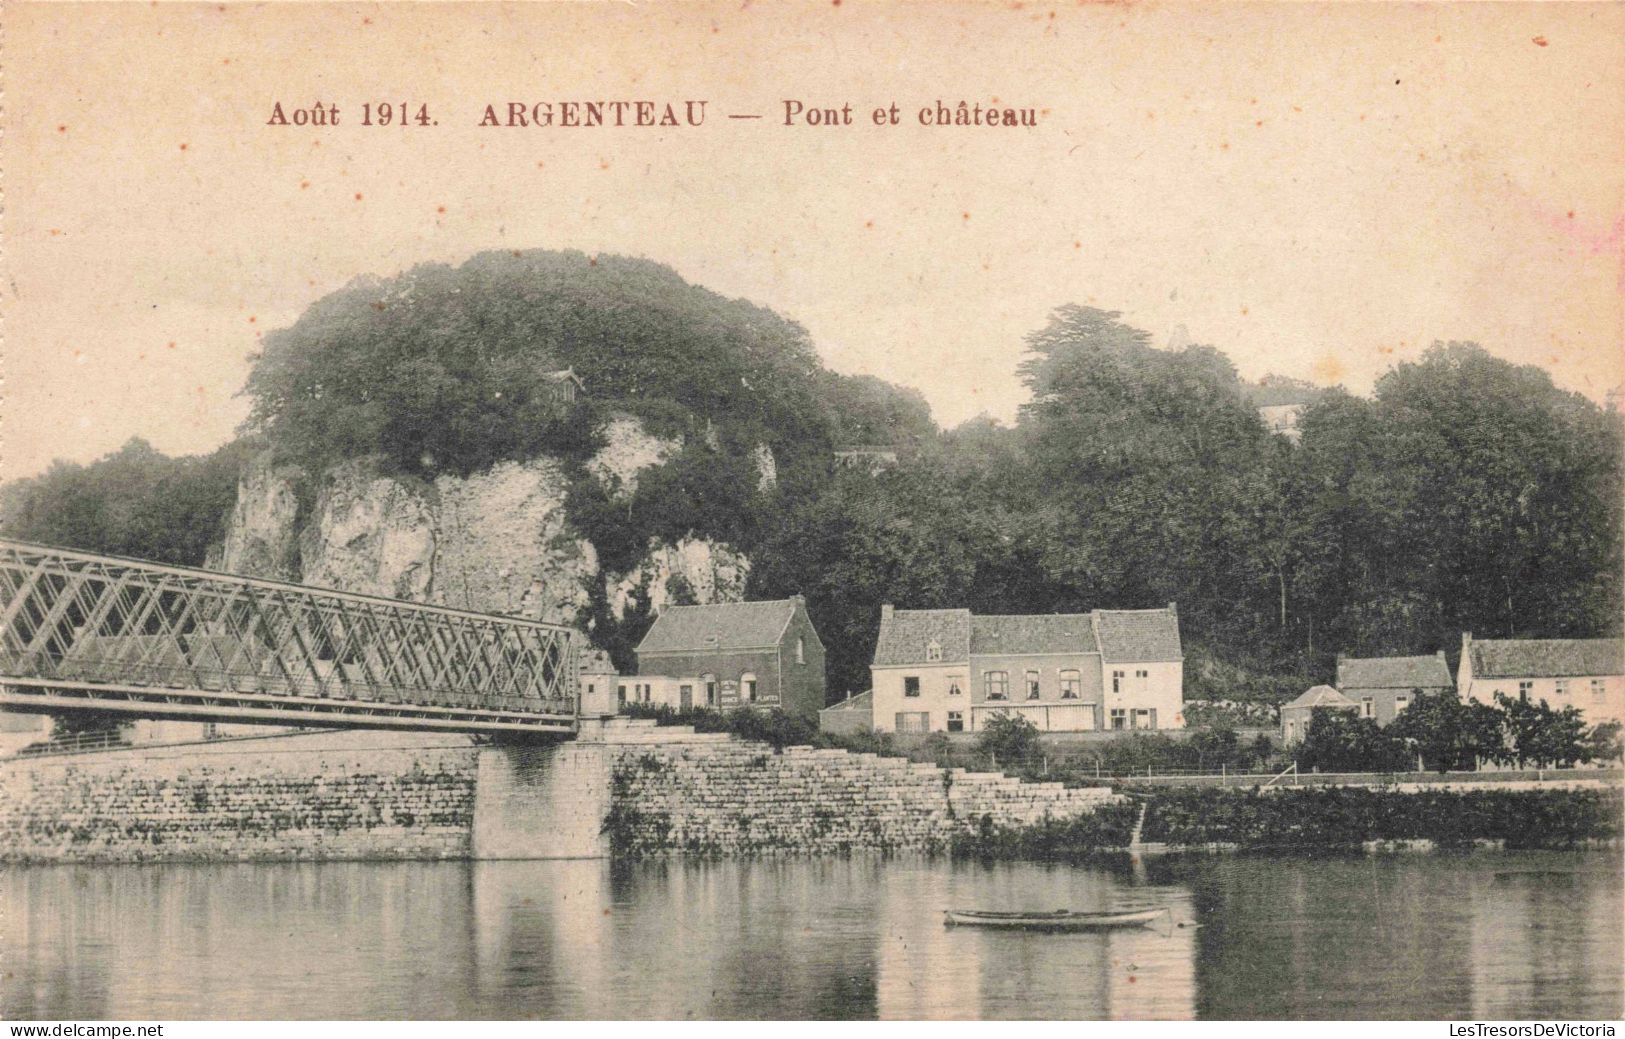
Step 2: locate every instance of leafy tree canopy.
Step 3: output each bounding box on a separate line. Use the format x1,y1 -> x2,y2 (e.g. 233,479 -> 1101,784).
0,438 -> 255,566
242,250 -> 872,483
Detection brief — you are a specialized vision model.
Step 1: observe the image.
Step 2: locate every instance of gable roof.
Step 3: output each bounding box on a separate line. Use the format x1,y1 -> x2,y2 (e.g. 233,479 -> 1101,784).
872,609 -> 970,666
636,599 -> 799,654
1468,638 -> 1624,680
1285,685 -> 1356,709
1337,654 -> 1453,692
970,614 -> 1098,656
1094,608 -> 1183,663
873,606 -> 1183,666
819,690 -> 874,714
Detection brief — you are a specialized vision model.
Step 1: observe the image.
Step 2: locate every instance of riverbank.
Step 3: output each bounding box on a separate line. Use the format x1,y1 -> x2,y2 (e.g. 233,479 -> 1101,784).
0,721 -> 1121,863
953,785 -> 1625,859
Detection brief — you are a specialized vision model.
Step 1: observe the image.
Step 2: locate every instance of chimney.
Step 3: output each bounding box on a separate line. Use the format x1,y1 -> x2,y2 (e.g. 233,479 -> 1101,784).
880,603 -> 894,623
1167,601 -> 1178,617
1461,631 -> 1472,652
1436,649 -> 1446,661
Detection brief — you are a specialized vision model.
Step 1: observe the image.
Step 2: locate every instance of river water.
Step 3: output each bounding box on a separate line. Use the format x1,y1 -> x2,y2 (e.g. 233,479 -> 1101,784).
3,851 -> 1619,1020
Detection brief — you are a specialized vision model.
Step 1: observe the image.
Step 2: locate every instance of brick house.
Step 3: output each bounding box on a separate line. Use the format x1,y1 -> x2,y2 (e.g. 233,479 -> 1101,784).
1457,633 -> 1625,727
1335,651 -> 1454,726
633,597 -> 826,720
867,604 -> 1184,734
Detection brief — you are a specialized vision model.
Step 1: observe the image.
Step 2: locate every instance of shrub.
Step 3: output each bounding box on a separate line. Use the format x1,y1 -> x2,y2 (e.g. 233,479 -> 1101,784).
1135,786 -> 1622,850
976,712 -> 1041,765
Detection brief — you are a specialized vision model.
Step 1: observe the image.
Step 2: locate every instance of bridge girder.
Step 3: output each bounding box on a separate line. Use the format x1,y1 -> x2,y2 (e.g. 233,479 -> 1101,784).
0,540 -> 579,736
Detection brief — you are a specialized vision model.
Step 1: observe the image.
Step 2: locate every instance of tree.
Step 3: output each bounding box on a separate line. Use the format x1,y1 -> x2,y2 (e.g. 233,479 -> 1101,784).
1295,707 -> 1410,773
977,712 -> 1041,766
1497,692 -> 1589,768
0,438 -> 255,566
1581,721 -> 1624,765
1389,689 -> 1505,773
1189,725 -> 1243,770
1015,306 -> 1281,657
242,250 -> 842,484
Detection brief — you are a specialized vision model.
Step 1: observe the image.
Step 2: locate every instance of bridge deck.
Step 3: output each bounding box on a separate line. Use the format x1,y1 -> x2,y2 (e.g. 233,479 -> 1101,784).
0,540 -> 578,736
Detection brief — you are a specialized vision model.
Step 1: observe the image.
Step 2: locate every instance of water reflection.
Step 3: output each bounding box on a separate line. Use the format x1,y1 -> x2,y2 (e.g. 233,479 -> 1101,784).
2,852 -> 1618,1020
1160,853 -> 1624,1020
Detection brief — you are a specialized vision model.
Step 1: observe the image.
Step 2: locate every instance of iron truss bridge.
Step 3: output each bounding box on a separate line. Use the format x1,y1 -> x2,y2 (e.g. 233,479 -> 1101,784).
0,540 -> 578,736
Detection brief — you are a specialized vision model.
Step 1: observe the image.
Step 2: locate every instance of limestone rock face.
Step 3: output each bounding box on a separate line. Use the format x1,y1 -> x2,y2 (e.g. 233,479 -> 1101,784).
586,415 -> 680,497
426,461 -> 597,624
298,462 -> 438,602
214,415 -> 750,634
605,536 -> 751,619
212,453 -> 304,580
753,443 -> 777,491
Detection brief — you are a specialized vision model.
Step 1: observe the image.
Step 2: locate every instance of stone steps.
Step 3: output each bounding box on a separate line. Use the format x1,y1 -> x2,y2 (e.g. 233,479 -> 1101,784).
605,731 -> 1124,855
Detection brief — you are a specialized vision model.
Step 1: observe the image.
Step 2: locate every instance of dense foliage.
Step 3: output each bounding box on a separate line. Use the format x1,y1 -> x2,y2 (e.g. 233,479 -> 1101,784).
1295,692 -> 1614,774
5,252 -> 1620,711
1140,786 -> 1622,850
0,438 -> 256,566
756,310 -> 1622,698
953,786 -> 1622,857
242,250 -> 843,485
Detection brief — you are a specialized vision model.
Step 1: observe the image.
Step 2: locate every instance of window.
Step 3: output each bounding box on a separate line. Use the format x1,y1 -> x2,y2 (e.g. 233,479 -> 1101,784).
1112,670 -> 1125,693
903,676 -> 921,698
796,637 -> 805,665
984,671 -> 1009,700
1395,695 -> 1410,713
1133,708 -> 1153,730
1025,670 -> 1041,700
703,674 -> 717,706
1110,708 -> 1127,730
1518,680 -> 1534,697
895,712 -> 929,734
1594,679 -> 1607,700
1362,697 -> 1373,719
1060,670 -> 1081,699
641,684 -> 651,704
947,676 -> 964,696
1135,669 -> 1149,680
926,639 -> 942,662
617,684 -> 628,707
742,673 -> 758,703
1556,679 -> 1569,697
947,711 -> 964,733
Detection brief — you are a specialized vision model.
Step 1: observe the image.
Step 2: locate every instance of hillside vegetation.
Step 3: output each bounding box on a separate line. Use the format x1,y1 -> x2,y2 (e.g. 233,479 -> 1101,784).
3,251 -> 1620,703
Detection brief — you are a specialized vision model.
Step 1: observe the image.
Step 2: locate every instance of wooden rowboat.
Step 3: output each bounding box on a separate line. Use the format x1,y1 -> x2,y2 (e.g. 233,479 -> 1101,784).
943,907 -> 1169,931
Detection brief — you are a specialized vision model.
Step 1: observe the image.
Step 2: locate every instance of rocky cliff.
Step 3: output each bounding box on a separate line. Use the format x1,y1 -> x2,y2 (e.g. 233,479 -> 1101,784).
214,416 -> 754,634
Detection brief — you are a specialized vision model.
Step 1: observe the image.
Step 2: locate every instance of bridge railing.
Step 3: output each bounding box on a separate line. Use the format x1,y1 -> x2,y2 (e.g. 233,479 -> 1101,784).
0,540 -> 576,718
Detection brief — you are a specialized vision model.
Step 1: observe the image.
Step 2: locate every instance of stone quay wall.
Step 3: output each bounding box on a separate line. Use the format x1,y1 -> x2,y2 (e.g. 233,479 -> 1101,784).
0,731 -> 484,864
0,721 -> 1120,863
594,721 -> 1120,856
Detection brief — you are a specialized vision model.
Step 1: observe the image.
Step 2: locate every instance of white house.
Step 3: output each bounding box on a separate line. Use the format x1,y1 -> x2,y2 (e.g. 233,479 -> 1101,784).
1457,633 -> 1624,727
868,604 -> 1184,734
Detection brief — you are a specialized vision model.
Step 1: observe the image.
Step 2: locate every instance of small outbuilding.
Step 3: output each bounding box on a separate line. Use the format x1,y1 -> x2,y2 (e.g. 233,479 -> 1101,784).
1280,685 -> 1358,746
819,690 -> 874,736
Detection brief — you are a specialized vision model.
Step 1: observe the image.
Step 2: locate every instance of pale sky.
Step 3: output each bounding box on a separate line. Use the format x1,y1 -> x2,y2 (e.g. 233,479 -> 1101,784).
5,1 -> 1623,478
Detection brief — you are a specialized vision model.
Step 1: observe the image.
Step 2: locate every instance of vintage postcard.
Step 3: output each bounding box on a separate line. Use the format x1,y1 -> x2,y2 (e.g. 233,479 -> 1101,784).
1,0 -> 1621,1025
